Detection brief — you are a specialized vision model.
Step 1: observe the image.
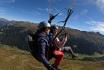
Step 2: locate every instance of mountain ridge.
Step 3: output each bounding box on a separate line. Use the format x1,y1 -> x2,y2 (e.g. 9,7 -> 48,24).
0,18 -> 104,55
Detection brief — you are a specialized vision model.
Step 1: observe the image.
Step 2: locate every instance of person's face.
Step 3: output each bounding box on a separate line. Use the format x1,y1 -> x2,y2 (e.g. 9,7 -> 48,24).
45,27 -> 50,35
53,29 -> 58,35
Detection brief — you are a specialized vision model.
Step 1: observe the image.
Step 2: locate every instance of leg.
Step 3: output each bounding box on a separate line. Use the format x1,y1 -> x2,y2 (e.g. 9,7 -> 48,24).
61,46 -> 77,59
47,51 -> 55,61
52,50 -> 64,70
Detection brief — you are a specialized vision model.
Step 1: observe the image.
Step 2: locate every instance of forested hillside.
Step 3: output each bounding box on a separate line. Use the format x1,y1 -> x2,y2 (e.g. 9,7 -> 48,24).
0,18 -> 104,55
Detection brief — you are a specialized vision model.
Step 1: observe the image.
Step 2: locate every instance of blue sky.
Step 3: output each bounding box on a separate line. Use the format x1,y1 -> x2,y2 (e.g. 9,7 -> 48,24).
0,0 -> 104,35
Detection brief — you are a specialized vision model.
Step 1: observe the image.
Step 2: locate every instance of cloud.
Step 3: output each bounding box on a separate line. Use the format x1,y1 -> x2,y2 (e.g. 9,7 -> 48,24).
20,9 -> 42,18
92,0 -> 104,14
0,7 -> 6,15
37,8 -> 55,14
37,8 -> 49,12
77,9 -> 89,18
0,0 -> 15,4
72,9 -> 92,21
86,20 -> 104,34
84,0 -> 104,15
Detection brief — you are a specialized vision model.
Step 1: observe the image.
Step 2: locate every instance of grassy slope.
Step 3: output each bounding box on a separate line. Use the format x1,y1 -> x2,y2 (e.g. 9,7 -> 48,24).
0,45 -> 104,70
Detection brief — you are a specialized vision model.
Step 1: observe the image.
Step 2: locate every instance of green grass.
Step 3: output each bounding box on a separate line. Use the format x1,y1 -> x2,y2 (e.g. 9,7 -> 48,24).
0,32 -> 3,35
0,44 -> 104,70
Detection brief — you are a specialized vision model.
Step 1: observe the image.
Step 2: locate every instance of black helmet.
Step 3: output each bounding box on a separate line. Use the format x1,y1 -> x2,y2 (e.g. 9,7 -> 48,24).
51,25 -> 58,30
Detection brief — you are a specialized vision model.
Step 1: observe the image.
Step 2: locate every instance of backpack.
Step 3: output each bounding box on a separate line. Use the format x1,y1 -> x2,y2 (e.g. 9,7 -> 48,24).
28,31 -> 38,53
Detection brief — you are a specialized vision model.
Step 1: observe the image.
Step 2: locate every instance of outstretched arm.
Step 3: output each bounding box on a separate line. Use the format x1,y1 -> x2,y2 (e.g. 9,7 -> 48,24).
54,36 -> 67,48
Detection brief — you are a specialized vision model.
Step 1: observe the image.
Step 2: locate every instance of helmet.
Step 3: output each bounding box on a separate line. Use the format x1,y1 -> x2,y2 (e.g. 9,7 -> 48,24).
38,21 -> 51,29
51,25 -> 58,30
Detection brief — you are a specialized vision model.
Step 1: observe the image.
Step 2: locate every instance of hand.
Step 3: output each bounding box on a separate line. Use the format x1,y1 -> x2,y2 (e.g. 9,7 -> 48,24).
64,33 -> 68,37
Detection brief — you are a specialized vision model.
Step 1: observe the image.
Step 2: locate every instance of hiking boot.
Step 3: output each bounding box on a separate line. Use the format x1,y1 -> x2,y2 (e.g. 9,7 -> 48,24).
72,54 -> 78,59
52,64 -> 61,70
48,66 -> 56,70
54,67 -> 61,70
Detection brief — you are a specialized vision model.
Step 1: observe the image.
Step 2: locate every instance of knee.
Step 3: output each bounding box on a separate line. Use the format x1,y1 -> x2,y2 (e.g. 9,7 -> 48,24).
54,50 -> 64,57
57,51 -> 64,57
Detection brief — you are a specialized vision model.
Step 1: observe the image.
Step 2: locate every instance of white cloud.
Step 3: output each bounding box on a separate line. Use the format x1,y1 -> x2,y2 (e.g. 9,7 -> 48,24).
0,0 -> 15,4
93,0 -> 104,14
77,9 -> 89,19
21,9 -> 41,17
75,0 -> 104,13
72,9 -> 92,21
0,7 -> 6,15
86,20 -> 104,34
94,24 -> 104,31
37,8 -> 58,14
37,8 -> 49,12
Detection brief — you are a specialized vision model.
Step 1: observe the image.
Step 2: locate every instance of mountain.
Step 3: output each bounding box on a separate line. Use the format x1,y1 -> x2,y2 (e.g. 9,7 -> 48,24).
65,28 -> 104,54
0,18 -> 10,27
0,18 -> 104,55
0,18 -> 38,51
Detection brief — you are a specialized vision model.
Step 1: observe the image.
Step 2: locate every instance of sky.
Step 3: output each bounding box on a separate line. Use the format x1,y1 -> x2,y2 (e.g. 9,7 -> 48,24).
0,0 -> 104,35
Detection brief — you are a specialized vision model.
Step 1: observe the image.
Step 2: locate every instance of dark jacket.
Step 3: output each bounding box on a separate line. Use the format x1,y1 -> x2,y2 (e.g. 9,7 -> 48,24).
33,31 -> 51,69
48,32 -> 56,50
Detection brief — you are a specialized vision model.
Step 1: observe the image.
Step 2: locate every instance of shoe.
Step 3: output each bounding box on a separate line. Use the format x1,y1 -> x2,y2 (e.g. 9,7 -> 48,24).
49,66 -> 56,70
52,64 -> 61,70
72,54 -> 78,59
